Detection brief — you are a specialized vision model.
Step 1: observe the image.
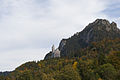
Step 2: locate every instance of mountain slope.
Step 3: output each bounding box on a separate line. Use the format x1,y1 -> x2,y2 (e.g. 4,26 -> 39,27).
1,19 -> 120,80
1,38 -> 120,80
45,19 -> 120,59
60,19 -> 120,57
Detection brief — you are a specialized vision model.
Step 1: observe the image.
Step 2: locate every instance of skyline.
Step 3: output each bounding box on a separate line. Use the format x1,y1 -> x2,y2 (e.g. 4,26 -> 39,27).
0,0 -> 120,71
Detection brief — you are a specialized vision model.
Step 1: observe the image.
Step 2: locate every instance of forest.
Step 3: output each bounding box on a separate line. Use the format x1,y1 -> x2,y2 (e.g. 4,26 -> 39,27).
0,38 -> 120,80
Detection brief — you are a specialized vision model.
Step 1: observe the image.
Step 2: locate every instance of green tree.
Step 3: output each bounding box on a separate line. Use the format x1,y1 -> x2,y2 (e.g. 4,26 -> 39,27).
77,59 -> 99,80
55,65 -> 81,80
98,63 -> 117,80
17,71 -> 33,80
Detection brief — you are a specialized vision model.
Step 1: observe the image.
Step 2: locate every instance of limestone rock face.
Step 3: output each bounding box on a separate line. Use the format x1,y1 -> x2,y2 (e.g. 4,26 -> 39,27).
85,19 -> 119,32
79,19 -> 120,43
59,19 -> 120,57
58,39 -> 67,51
44,19 -> 120,59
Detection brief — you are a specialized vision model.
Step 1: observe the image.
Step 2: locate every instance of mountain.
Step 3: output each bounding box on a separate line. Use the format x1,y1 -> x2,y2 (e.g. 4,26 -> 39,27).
1,19 -> 120,80
45,19 -> 120,59
1,38 -> 120,80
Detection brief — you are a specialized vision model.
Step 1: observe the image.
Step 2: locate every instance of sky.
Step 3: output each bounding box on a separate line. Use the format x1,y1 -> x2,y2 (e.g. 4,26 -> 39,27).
0,0 -> 120,71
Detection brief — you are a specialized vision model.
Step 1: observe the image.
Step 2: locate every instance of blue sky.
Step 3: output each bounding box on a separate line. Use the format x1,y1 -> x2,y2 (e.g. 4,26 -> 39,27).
0,0 -> 120,71
104,0 -> 120,17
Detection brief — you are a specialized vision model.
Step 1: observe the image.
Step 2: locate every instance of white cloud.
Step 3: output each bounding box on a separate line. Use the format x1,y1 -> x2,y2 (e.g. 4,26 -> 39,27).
0,0 -> 117,71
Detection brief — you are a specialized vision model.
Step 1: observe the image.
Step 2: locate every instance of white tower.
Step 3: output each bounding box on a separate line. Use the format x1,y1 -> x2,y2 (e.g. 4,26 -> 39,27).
54,49 -> 60,58
52,45 -> 55,53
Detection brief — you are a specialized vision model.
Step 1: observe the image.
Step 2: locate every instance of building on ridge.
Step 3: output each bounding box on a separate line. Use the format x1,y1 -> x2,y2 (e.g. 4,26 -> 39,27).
51,45 -> 60,58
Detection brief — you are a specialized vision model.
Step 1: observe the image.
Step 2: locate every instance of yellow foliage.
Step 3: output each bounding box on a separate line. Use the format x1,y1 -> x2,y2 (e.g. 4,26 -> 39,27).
98,78 -> 102,80
73,61 -> 78,69
38,63 -> 42,68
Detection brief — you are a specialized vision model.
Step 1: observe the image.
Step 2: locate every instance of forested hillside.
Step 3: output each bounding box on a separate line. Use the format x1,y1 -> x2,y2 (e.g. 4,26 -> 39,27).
0,38 -> 120,80
0,19 -> 120,80
45,19 -> 120,59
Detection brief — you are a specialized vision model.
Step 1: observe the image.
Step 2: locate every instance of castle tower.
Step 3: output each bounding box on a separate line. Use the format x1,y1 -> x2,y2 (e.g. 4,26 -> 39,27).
51,45 -> 61,58
54,49 -> 60,58
52,45 -> 55,53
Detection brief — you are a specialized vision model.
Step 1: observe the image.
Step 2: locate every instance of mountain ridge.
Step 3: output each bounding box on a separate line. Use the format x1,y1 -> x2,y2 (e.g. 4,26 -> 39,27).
44,19 -> 120,59
1,19 -> 120,80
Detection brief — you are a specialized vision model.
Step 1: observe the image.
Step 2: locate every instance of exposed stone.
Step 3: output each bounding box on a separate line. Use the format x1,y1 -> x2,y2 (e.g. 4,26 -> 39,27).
86,29 -> 93,43
44,19 -> 120,59
110,22 -> 119,31
111,22 -> 117,28
94,19 -> 110,26
85,19 -> 119,32
58,39 -> 67,51
59,19 -> 120,57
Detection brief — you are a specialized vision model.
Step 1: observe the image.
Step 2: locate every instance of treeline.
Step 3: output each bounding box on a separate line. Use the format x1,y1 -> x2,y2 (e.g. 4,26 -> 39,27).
0,38 -> 120,80
0,71 -> 11,76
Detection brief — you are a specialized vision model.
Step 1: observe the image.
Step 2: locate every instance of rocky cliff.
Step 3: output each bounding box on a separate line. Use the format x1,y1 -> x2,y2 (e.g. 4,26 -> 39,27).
44,19 -> 120,59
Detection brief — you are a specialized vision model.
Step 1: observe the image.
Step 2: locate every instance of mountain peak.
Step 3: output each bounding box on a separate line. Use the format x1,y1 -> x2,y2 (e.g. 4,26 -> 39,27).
94,19 -> 110,25
44,19 -> 120,59
85,19 -> 119,32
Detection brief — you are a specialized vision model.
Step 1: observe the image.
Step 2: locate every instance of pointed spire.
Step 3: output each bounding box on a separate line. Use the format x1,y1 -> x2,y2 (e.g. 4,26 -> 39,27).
52,45 -> 55,53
